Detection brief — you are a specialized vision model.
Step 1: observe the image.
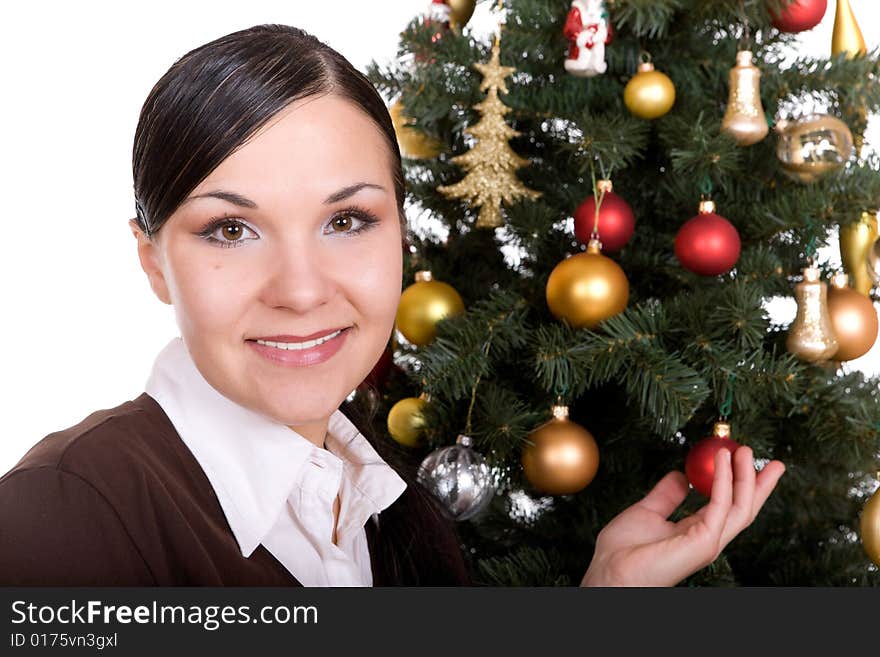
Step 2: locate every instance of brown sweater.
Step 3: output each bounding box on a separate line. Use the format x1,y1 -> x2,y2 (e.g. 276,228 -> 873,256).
0,393 -> 471,586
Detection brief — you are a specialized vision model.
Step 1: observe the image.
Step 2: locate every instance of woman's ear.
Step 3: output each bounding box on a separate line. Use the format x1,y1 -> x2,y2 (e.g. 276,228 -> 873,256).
128,218 -> 172,305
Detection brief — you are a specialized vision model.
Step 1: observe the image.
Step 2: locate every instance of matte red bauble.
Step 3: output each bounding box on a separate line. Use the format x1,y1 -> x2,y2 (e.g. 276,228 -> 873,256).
674,200 -> 741,276
574,180 -> 635,252
685,422 -> 740,497
770,0 -> 827,33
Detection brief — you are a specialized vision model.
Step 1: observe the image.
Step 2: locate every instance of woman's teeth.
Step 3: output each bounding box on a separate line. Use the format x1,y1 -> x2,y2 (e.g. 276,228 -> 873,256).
255,329 -> 343,350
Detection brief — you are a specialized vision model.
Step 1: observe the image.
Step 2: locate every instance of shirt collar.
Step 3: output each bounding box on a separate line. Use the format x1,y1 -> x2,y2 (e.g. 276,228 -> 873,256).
143,336 -> 406,557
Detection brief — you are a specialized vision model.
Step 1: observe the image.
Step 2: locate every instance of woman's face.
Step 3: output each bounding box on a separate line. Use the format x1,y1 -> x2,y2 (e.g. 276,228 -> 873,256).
130,94 -> 403,440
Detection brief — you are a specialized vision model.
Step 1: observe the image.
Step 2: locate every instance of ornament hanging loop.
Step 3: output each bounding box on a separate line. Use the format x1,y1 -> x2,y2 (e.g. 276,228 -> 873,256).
719,372 -> 736,421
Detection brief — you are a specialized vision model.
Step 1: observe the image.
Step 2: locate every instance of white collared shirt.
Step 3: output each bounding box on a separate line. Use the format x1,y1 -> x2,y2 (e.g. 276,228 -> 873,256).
143,336 -> 407,586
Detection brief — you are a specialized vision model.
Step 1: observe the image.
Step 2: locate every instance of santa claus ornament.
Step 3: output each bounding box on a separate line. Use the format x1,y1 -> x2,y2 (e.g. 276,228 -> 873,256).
563,0 -> 613,77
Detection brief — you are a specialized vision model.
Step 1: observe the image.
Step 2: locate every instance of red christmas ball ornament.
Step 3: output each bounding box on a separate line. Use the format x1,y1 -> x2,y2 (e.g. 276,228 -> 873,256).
674,199 -> 741,276
574,179 -> 636,252
770,0 -> 827,33
685,422 -> 741,497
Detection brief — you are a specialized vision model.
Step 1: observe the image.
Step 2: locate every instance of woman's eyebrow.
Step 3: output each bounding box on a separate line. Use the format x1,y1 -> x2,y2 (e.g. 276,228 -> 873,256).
183,182 -> 386,208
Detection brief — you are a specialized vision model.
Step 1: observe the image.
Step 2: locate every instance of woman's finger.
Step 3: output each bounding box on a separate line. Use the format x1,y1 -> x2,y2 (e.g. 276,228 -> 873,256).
749,460 -> 786,522
700,448 -> 734,545
637,471 -> 690,518
720,446 -> 756,546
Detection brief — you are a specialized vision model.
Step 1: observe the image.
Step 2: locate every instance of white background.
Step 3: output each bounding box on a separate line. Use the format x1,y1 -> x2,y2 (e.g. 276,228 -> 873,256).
0,1 -> 877,472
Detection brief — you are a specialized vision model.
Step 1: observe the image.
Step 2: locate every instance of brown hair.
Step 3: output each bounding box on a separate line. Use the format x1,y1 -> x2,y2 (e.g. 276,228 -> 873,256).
132,23 -> 406,238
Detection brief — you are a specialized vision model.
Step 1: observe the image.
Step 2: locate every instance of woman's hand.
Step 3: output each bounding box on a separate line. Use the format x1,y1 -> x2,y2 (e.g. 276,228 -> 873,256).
580,446 -> 786,587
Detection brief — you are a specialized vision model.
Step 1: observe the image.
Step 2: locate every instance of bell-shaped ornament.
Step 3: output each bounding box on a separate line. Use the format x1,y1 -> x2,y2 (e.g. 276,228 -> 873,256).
786,266 -> 839,362
721,50 -> 769,146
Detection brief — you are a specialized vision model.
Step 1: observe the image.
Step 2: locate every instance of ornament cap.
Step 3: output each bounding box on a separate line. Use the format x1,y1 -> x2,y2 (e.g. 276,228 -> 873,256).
699,199 -> 716,214
414,270 -> 434,282
551,404 -> 569,421
713,421 -> 732,439
456,434 -> 473,447
596,179 -> 614,194
735,50 -> 754,67
803,266 -> 821,283
831,272 -> 850,289
587,238 -> 603,254
418,390 -> 432,402
637,61 -> 655,73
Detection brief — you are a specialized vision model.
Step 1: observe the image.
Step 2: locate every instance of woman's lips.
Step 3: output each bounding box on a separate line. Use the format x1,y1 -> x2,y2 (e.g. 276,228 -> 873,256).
246,327 -> 351,367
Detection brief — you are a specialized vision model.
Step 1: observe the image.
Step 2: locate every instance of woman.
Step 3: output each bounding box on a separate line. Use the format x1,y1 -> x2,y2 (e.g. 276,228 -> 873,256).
0,24 -> 785,587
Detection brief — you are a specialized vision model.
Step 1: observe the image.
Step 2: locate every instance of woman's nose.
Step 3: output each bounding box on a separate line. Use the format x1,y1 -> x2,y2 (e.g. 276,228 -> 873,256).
259,242 -> 336,312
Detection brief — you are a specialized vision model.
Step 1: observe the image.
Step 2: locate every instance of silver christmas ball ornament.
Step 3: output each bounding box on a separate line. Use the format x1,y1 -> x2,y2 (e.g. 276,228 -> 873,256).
417,434 -> 494,521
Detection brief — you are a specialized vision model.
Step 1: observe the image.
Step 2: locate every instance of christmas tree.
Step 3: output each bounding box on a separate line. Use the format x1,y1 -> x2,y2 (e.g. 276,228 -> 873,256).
365,0 -> 880,585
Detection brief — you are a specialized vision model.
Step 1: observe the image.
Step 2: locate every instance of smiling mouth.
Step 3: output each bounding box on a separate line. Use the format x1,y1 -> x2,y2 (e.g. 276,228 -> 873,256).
246,327 -> 352,351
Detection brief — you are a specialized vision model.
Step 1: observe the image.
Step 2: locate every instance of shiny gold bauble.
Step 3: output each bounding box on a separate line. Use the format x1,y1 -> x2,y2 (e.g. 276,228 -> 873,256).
861,487 -> 880,567
775,114 -> 854,183
786,266 -> 839,362
832,0 -> 866,59
624,61 -> 676,120
387,394 -> 428,448
447,0 -> 476,30
396,270 -> 465,346
827,273 -> 879,361
840,211 -> 879,295
521,405 -> 599,495
389,100 -> 443,159
721,50 -> 769,146
546,239 -> 629,329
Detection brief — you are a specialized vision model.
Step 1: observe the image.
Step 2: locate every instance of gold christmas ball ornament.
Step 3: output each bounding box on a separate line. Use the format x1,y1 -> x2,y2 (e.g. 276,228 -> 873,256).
775,114 -> 854,183
624,60 -> 676,120
546,238 -> 629,329
387,394 -> 429,448
861,487 -> 880,567
721,50 -> 769,146
521,404 -> 599,495
389,100 -> 443,159
396,270 -> 465,346
447,0 -> 476,31
832,0 -> 866,60
827,273 -> 879,361
840,211 -> 879,296
786,265 -> 839,362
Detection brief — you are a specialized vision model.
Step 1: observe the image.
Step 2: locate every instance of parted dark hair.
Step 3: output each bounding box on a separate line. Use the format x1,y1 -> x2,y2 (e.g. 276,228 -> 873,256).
131,24 -> 470,585
132,23 -> 406,238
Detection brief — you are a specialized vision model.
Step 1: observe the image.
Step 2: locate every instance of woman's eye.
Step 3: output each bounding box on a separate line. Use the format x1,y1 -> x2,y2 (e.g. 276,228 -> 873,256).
327,212 -> 374,235
200,219 -> 258,248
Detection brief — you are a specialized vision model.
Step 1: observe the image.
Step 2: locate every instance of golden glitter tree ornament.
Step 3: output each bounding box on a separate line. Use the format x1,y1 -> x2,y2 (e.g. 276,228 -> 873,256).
437,36 -> 542,228
387,392 -> 430,448
721,50 -> 769,146
831,0 -> 866,59
786,265 -> 839,362
521,403 -> 600,495
861,485 -> 880,567
827,273 -> 879,361
839,211 -> 879,296
395,270 -> 465,346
